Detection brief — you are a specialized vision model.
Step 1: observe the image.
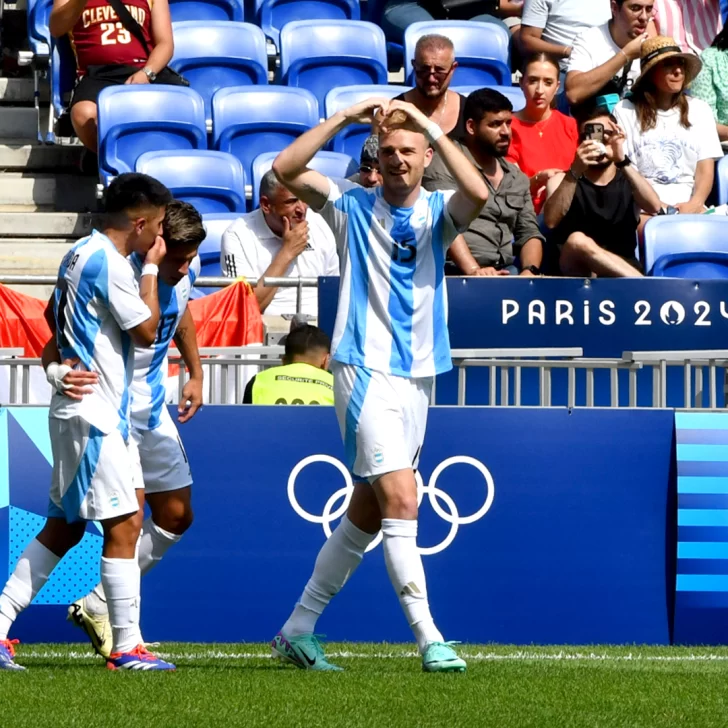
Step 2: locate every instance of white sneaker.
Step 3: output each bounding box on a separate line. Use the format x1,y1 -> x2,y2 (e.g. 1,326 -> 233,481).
67,597 -> 112,658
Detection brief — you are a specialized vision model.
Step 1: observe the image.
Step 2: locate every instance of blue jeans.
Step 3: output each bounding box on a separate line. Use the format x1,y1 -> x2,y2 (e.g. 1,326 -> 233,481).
380,1 -> 509,45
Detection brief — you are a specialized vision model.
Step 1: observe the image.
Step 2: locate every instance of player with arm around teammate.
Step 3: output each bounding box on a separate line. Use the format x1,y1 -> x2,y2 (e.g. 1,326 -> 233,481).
51,201 -> 205,659
270,98 -> 489,673
0,174 -> 175,671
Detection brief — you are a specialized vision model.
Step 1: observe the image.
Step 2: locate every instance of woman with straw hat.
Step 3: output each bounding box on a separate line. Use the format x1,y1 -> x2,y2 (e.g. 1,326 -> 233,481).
613,35 -> 722,219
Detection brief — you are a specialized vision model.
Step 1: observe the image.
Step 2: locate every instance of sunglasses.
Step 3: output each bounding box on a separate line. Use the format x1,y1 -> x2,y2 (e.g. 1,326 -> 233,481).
360,165 -> 380,174
413,63 -> 454,79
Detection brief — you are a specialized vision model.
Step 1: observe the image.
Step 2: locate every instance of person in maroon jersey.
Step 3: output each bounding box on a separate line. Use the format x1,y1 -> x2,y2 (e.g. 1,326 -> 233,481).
50,0 -> 173,153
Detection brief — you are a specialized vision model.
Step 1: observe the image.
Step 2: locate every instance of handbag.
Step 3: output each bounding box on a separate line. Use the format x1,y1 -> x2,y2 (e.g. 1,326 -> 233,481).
103,0 -> 189,86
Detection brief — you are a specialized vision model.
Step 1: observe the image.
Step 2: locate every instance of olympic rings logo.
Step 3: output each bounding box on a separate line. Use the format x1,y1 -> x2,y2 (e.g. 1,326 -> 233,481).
287,455 -> 495,555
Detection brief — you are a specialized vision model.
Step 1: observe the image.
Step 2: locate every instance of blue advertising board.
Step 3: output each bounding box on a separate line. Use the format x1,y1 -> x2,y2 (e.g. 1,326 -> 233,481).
1,405 -> 674,645
319,278 -> 728,407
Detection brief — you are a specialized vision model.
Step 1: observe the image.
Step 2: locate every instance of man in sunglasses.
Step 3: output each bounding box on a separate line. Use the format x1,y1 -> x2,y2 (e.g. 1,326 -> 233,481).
348,135 -> 383,188
394,34 -> 468,141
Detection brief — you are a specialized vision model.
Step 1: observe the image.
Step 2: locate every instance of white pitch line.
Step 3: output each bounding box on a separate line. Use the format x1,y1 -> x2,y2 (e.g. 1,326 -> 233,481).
15,650 -> 728,663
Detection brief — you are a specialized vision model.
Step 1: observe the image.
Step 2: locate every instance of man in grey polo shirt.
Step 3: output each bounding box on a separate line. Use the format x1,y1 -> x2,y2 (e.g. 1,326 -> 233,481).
423,87 -> 545,276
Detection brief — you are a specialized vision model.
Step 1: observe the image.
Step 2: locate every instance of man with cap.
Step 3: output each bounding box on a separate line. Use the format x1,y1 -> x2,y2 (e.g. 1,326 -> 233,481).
348,135 -> 383,188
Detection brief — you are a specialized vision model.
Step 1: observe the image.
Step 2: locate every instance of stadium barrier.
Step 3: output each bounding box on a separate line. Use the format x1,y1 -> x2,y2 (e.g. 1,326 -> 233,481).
1,404 -> 678,645
5,348 -> 728,408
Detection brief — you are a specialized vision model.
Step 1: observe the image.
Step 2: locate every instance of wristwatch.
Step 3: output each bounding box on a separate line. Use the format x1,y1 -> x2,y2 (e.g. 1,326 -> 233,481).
143,67 -> 157,82
525,265 -> 541,275
615,155 -> 632,169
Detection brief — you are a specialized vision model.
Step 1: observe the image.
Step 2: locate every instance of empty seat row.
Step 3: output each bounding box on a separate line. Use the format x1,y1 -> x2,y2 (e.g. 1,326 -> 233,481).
136,148 -> 355,217
96,81 -> 523,186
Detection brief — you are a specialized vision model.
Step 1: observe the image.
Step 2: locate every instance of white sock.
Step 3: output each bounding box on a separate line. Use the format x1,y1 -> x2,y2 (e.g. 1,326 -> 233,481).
137,518 -> 182,576
85,519 -> 180,618
381,518 -> 443,654
0,539 -> 61,640
101,557 -> 142,654
282,515 -> 376,636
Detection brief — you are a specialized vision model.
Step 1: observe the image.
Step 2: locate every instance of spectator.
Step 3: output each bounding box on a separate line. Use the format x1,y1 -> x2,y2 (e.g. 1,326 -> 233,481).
613,36 -> 722,215
520,0 -> 612,71
50,0 -> 174,153
506,52 -> 579,213
394,35 -> 467,140
221,170 -> 339,317
652,0 -> 723,54
689,26 -> 728,142
381,0 -> 522,47
424,88 -> 545,276
543,103 -> 661,277
347,135 -> 383,188
243,323 -> 334,405
565,0 -> 654,107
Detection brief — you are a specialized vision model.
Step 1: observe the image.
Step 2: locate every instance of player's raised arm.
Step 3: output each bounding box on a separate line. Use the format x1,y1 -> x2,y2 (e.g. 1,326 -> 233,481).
126,235 -> 166,347
272,97 -> 392,210
384,100 -> 489,229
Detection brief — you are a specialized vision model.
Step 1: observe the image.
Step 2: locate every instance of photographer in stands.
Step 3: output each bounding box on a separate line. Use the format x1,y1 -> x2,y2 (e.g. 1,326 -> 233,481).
221,170 -> 339,317
424,87 -> 545,277
50,0 -> 175,153
543,102 -> 661,277
243,323 -> 334,405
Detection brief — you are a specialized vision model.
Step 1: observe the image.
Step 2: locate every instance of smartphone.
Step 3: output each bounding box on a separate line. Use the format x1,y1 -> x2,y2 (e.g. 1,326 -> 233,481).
583,122 -> 605,144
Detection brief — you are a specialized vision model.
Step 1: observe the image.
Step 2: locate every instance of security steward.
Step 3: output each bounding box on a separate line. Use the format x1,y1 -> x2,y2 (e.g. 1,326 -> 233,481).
243,323 -> 334,405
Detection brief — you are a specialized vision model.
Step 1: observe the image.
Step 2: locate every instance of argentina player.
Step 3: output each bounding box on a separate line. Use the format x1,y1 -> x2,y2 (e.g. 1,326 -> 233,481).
270,99 -> 489,672
57,202 -> 205,659
0,174 -> 175,671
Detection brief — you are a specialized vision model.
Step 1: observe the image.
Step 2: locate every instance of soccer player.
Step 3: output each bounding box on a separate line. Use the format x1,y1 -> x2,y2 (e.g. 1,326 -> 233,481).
57,201 -> 205,658
0,173 -> 175,671
270,98 -> 489,672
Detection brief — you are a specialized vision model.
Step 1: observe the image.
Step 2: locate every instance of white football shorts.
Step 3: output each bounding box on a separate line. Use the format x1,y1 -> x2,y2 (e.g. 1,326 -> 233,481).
132,408 -> 192,494
48,415 -> 141,522
332,361 -> 432,482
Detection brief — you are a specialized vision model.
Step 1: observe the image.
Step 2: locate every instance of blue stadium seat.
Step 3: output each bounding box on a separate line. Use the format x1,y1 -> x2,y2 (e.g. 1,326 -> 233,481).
404,21 -> 511,87
170,22 -> 268,125
651,251 -> 728,278
643,215 -> 728,274
260,0 -> 359,50
280,20 -> 388,112
365,0 -> 403,69
717,155 -> 728,206
97,86 -> 207,185
169,0 -> 245,21
27,0 -> 52,58
49,36 -> 77,142
324,84 -> 408,159
452,85 -> 526,111
198,213 -> 240,286
250,150 -> 356,208
135,150 -> 246,214
212,85 -> 319,183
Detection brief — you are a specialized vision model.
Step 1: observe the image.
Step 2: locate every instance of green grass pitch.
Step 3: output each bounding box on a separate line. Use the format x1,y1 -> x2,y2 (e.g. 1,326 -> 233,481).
5,643 -> 728,727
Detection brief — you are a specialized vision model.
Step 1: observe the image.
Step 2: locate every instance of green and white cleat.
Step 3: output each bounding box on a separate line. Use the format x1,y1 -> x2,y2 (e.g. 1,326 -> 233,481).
422,641 -> 467,673
67,597 -> 112,658
271,631 -> 343,671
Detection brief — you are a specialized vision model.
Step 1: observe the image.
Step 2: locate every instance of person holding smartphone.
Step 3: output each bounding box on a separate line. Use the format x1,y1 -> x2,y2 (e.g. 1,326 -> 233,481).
543,101 -> 661,277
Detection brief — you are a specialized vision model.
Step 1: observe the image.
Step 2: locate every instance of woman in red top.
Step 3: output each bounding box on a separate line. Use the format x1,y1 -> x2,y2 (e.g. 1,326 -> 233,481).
50,0 -> 173,153
507,52 -> 578,214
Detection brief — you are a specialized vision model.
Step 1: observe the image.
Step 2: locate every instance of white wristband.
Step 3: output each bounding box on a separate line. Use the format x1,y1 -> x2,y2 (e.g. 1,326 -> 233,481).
46,362 -> 73,392
424,121 -> 444,143
142,263 -> 159,277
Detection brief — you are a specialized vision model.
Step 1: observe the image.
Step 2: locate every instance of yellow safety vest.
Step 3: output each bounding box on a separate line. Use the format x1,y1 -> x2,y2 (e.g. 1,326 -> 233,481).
251,362 -> 335,405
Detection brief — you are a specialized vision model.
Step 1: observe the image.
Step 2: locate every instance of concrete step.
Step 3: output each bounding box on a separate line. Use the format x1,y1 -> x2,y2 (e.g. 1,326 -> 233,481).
0,173 -> 98,211
0,108 -> 39,139
0,140 -> 83,171
0,211 -> 97,237
0,79 -> 49,104
0,239 -> 74,271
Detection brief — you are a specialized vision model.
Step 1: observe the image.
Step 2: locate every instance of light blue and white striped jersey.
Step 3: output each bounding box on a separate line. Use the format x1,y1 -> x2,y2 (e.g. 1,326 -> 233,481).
319,179 -> 460,379
50,231 -> 152,438
128,254 -> 200,430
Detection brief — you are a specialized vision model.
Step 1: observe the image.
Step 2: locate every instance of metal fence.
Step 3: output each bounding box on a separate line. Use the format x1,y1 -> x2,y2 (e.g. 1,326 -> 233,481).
3,346 -> 728,409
